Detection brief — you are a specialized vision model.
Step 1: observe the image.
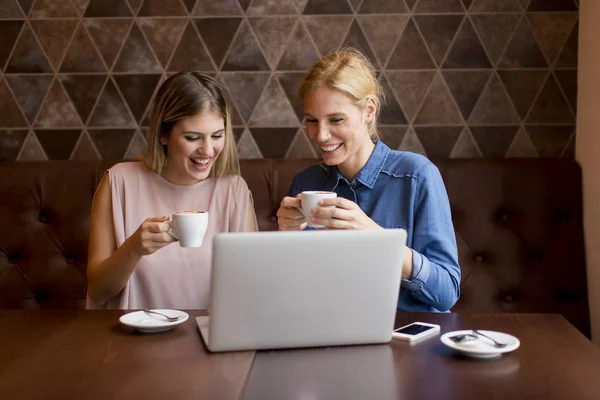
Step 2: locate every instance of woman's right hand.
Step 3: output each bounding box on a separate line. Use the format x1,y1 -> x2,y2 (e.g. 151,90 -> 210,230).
276,195 -> 307,231
128,216 -> 177,256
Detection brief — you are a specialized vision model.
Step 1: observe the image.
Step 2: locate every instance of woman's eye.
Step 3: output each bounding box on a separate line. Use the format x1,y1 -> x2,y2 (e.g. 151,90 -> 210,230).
212,134 -> 224,139
331,118 -> 343,124
185,136 -> 200,141
305,119 -> 317,124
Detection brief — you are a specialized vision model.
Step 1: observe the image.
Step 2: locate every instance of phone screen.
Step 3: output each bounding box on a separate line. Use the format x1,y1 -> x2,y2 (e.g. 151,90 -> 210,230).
394,324 -> 434,336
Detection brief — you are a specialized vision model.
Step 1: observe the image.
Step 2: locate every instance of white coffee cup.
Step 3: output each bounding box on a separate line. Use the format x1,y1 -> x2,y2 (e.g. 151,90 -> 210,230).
300,191 -> 337,228
167,210 -> 209,248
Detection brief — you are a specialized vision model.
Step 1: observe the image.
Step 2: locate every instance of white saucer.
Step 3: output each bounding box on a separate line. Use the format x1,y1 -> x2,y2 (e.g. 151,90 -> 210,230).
440,330 -> 520,359
119,309 -> 189,333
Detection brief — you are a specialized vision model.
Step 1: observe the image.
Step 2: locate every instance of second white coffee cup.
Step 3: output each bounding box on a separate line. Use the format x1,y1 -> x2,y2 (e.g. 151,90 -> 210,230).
167,210 -> 209,248
300,191 -> 337,228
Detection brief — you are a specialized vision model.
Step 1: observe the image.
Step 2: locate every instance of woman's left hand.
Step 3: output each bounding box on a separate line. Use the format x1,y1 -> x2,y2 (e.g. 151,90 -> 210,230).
310,197 -> 383,230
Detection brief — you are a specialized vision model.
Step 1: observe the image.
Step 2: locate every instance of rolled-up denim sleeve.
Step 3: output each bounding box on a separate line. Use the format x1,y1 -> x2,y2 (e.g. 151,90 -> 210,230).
400,162 -> 461,311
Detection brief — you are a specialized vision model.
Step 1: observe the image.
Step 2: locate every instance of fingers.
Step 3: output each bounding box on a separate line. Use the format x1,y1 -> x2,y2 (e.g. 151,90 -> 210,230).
143,217 -> 171,233
280,196 -> 301,208
310,216 -> 350,230
317,197 -> 355,209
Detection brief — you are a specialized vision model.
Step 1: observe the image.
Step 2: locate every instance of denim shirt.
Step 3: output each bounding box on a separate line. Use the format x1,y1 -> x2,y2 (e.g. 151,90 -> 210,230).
287,141 -> 461,312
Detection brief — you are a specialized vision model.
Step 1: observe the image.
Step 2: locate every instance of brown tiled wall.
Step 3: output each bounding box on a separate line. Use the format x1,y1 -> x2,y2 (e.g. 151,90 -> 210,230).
0,0 -> 578,161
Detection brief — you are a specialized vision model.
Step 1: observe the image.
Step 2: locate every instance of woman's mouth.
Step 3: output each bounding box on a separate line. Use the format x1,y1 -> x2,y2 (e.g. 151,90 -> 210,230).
189,157 -> 211,170
320,143 -> 342,154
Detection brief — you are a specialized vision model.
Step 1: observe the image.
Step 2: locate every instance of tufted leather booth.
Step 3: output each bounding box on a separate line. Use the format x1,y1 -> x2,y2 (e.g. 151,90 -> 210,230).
0,158 -> 590,337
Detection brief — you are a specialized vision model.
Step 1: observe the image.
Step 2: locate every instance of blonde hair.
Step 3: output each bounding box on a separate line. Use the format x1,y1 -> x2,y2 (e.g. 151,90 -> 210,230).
298,47 -> 385,141
144,72 -> 239,177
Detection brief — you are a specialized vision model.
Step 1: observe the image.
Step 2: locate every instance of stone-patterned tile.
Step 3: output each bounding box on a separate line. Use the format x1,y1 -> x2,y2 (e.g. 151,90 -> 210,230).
386,71 -> 436,123
414,74 -> 463,125
398,127 -> 426,156
499,17 -> 547,68
5,75 -> 52,124
450,128 -> 482,158
18,132 -> 47,160
247,0 -> 297,15
414,126 -> 462,159
35,129 -> 81,159
249,17 -> 296,69
34,79 -> 81,128
471,14 -> 520,66
555,22 -> 578,68
89,129 -> 135,159
84,0 -> 132,17
414,0 -> 464,12
470,0 -> 521,11
0,79 -> 28,127
497,70 -> 547,118
527,75 -> 574,123
554,70 -> 577,112
292,0 -> 309,13
276,72 -> 306,121
442,70 -> 491,120
0,0 -> 24,18
379,75 -> 408,125
221,72 -> 270,122
415,15 -> 463,66
358,0 -> 407,13
126,0 -> 143,14
138,0 -> 187,16
443,19 -> 491,69
124,130 -> 148,160
113,75 -> 161,123
113,23 -> 162,73
250,77 -> 298,126
562,130 -> 575,158
469,74 -> 520,124
520,0 -> 530,8
0,21 -> 23,70
358,15 -> 409,68
88,78 -> 136,128
70,131 -> 100,160
195,18 -> 241,68
527,0 -> 577,11
526,125 -> 573,157
236,128 -> 262,159
182,0 -> 196,13
277,21 -> 320,70
29,0 -> 78,18
17,0 -> 34,15
233,127 -> 244,143
60,74 -> 106,124
0,129 -> 28,160
387,19 -> 435,70
505,127 -> 537,157
405,0 -> 418,10
30,20 -> 77,71
84,19 -> 133,70
60,24 -> 106,72
251,127 -> 297,158
303,16 -> 352,57
303,0 -> 352,14
528,13 -> 577,65
72,0 -> 90,16
470,126 -> 519,157
286,129 -> 318,158
341,20 -> 379,69
192,0 -> 242,15
222,20 -> 269,71
379,126 -> 408,151
6,24 -> 53,73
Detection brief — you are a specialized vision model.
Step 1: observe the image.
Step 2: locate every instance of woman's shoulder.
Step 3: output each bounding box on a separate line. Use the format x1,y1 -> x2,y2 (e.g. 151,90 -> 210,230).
215,173 -> 250,192
108,161 -> 147,177
293,163 -> 330,184
382,150 -> 436,178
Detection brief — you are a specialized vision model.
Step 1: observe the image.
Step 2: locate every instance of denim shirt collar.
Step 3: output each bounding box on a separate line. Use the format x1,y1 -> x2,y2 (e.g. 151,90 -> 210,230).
323,141 -> 390,190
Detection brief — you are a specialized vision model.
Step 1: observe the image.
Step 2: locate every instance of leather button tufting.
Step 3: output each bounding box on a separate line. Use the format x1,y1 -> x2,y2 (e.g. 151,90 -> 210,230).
39,213 -> 48,223
473,254 -> 484,263
9,255 -> 19,264
505,295 -> 514,303
270,216 -> 277,223
558,211 -> 570,223
66,256 -> 76,265
500,213 -> 509,221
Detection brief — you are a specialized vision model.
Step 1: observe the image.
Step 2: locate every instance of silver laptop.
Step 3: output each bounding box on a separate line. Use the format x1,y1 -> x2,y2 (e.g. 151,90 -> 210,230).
197,229 -> 407,352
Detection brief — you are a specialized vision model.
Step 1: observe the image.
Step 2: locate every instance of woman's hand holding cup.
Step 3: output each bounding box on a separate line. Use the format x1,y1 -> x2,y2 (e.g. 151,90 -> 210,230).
130,216 -> 177,256
277,195 -> 307,231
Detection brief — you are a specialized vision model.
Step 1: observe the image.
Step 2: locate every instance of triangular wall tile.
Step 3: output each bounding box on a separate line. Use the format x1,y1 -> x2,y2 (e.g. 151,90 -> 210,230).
0,129 -> 28,161
18,132 -> 47,160
358,0 -> 407,13
414,126 -> 462,159
249,17 -> 296,69
251,128 -> 297,158
505,127 -> 537,157
348,0 -> 363,11
0,0 -> 24,17
499,17 -> 547,68
526,125 -> 574,157
442,70 -> 491,120
341,20 -> 379,69
114,75 -> 161,123
222,20 -> 269,71
415,15 -> 463,66
70,131 -> 100,160
236,128 -> 263,159
379,126 -> 408,151
124,130 -> 148,160
562,131 -> 575,158
182,0 -> 196,13
0,21 -> 23,71
469,74 -> 520,124
35,129 -> 81,160
191,0 -> 242,15
5,75 -> 53,124
84,19 -> 133,69
398,127 -> 426,156
247,0 -> 297,15
138,0 -> 187,15
470,126 -> 519,157
450,128 -> 482,158
358,15 -> 409,68
113,23 -> 162,73
89,129 -> 135,159
303,0 -> 352,14
250,77 -> 298,127
292,0 -> 309,13
233,127 -> 244,143
303,16 -> 352,56
29,0 -> 78,18
414,74 -> 463,125
6,24 -> 53,73
277,20 -> 320,71
471,14 -> 520,66
405,0 -> 418,9
379,75 -> 408,125
126,0 -> 143,14
84,0 -> 132,17
527,12 -> 577,65
72,0 -> 90,16
527,75 -> 574,123
167,22 -> 215,71
520,0 -> 530,8
386,71 -> 436,123
88,78 -> 136,128
60,75 -> 106,124
221,72 -> 270,122
554,70 -> 577,112
443,19 -> 491,69
34,79 -> 82,128
30,20 -> 78,71
17,0 -> 34,15
387,19 -> 435,69
527,0 -> 577,11
555,22 -> 577,67
286,129 -> 318,158
470,0 -> 521,11
0,79 -> 28,128
195,18 -> 241,68
276,72 -> 306,121
60,23 -> 106,72
414,0 -> 464,12
497,70 -> 547,119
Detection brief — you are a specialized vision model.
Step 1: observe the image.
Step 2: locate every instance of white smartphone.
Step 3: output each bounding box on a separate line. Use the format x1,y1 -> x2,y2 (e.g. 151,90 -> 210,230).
392,322 -> 440,342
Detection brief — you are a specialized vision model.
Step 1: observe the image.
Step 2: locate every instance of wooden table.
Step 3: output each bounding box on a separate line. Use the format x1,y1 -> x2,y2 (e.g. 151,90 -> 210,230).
1,311 -> 599,399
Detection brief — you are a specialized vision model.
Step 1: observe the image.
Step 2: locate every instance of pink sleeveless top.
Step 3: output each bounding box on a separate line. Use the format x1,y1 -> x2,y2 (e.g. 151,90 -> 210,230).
86,161 -> 253,310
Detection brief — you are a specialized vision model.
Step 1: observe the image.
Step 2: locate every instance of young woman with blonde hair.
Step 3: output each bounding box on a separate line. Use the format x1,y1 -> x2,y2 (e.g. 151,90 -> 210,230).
276,48 -> 460,312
